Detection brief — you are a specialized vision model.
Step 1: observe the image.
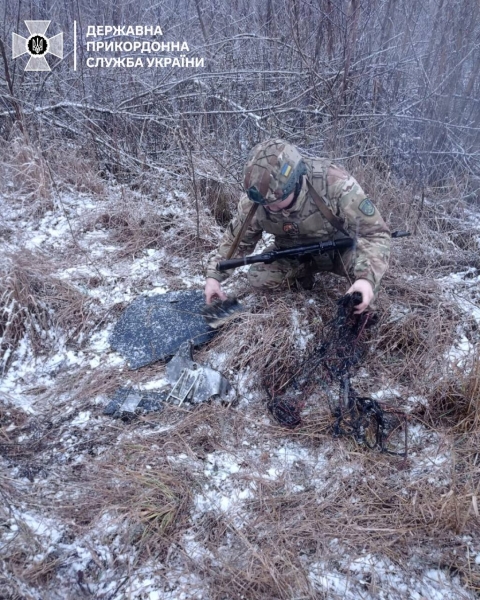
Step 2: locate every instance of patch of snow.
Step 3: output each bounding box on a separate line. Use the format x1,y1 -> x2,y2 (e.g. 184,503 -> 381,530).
290,308 -> 314,351
71,411 -> 91,427
446,334 -> 474,368
371,387 -> 402,400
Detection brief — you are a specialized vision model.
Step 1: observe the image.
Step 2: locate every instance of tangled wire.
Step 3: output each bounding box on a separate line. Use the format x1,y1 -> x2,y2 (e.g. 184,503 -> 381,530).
265,292 -> 407,456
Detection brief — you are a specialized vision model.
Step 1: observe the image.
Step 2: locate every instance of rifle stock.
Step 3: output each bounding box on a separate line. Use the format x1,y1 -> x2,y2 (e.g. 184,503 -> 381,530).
217,231 -> 410,272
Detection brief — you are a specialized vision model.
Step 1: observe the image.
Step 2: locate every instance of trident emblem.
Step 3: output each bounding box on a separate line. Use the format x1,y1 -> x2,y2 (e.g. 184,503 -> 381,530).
32,38 -> 44,54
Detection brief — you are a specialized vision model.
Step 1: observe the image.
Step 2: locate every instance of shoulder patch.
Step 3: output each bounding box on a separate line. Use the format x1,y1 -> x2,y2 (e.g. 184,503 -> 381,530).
358,198 -> 376,216
283,222 -> 299,236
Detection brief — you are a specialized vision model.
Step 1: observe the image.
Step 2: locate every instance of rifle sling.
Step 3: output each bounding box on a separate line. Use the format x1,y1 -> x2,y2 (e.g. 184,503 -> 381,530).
306,180 -> 350,237
226,202 -> 259,260
226,180 -> 349,264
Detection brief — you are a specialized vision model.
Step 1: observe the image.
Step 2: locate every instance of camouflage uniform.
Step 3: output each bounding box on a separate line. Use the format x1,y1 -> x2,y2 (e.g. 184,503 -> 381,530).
206,153 -> 391,298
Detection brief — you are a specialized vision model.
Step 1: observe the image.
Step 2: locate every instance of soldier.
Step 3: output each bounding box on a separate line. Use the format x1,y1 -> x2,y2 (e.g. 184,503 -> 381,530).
204,139 -> 391,315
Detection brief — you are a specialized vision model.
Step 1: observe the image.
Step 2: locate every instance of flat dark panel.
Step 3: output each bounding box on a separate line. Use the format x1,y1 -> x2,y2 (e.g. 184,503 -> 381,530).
110,290 -> 215,369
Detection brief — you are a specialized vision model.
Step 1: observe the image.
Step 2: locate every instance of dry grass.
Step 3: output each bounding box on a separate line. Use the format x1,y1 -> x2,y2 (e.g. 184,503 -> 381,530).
0,405 -> 192,589
45,140 -> 106,197
208,269 -> 463,403
0,134 -> 51,205
198,176 -> 236,227
209,289 -> 334,392
0,134 -> 106,219
82,189 -> 220,261
145,406 -> 479,598
211,446 -> 480,597
421,352 -> 480,433
54,447 -> 192,558
0,249 -> 92,372
370,275 -> 462,390
2,387 -> 479,598
86,200 -> 165,258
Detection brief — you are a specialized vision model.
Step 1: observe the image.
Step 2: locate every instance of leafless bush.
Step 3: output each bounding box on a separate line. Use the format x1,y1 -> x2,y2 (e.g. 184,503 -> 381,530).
3,0 -> 479,197
45,140 -> 106,197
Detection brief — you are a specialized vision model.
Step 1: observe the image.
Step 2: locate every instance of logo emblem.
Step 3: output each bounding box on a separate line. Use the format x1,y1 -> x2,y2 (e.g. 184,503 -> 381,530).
12,21 -> 63,71
358,198 -> 376,216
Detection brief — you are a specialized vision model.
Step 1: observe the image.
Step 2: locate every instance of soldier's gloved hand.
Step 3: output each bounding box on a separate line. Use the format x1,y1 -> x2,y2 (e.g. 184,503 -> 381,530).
346,279 -> 374,314
205,277 -> 228,305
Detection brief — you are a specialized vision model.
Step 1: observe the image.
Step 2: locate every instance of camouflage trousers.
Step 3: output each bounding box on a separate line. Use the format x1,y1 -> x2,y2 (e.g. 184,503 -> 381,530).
247,244 -> 357,292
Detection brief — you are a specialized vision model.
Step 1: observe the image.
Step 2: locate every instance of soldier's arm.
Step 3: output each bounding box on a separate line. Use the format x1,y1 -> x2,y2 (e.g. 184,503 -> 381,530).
205,193 -> 263,283
326,164 -> 391,295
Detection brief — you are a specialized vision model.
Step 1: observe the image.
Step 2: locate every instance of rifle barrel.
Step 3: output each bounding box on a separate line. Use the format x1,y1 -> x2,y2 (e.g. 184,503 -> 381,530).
217,230 -> 410,272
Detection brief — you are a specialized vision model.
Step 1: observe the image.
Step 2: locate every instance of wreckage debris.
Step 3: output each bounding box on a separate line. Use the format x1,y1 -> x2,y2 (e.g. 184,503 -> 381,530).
201,296 -> 245,329
165,340 -> 231,404
265,292 -> 407,456
104,341 -> 231,419
104,387 -> 167,420
110,290 -> 216,369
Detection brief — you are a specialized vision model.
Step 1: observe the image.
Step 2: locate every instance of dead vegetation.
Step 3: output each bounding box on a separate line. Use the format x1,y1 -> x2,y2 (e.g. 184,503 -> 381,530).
0,250 -> 93,373
0,133 -> 106,218
1,147 -> 480,598
198,176 -> 236,227
208,288 -> 334,391
421,353 -> 480,434
81,186 -> 221,263
0,133 -> 51,204
52,439 -> 193,558
45,140 -> 106,197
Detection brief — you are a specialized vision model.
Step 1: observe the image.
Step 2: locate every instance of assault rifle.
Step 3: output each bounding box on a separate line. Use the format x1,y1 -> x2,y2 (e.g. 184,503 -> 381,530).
217,231 -> 410,272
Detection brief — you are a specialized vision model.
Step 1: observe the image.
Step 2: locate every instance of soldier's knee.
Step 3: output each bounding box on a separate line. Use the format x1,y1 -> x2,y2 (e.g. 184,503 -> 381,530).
247,271 -> 264,289
247,265 -> 284,290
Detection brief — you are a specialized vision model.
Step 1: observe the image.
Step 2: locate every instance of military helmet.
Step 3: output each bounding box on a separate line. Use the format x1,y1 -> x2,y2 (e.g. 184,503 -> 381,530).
243,139 -> 307,205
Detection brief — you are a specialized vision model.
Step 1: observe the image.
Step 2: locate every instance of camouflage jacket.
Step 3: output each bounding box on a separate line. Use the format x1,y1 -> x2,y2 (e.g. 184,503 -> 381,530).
206,158 -> 391,293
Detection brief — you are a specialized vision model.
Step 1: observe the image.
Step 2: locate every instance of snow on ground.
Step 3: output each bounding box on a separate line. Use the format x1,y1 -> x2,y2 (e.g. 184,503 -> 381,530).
1,186 -> 480,599
308,553 -> 474,600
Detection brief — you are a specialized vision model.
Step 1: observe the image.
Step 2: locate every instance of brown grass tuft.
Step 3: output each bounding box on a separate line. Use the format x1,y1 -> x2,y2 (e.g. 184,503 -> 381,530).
198,176 -> 236,226
46,141 -> 106,196
209,289 -> 334,392
0,135 -> 51,207
83,191 -> 219,261
370,275 -> 462,391
420,352 -> 480,433
0,250 -> 92,372
56,435 -> 193,558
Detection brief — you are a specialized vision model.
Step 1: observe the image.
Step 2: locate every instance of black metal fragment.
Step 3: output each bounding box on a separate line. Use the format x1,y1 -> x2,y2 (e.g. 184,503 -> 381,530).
104,387 -> 168,420
110,290 -> 216,369
201,297 -> 245,329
